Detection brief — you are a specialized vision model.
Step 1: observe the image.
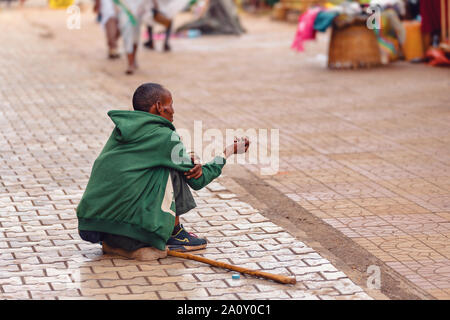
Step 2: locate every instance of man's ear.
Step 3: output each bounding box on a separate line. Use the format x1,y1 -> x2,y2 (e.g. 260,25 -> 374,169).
155,101 -> 163,114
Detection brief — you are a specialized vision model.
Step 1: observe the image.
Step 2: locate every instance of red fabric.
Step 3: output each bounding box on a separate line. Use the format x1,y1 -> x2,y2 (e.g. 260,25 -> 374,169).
291,7 -> 322,52
420,0 -> 441,33
426,47 -> 450,66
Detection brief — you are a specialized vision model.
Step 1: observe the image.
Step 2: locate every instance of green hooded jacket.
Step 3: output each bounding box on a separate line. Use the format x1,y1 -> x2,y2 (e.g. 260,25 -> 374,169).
76,110 -> 226,250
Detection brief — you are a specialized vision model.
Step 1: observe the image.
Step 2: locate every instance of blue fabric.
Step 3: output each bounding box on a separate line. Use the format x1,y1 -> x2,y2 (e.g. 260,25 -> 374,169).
314,10 -> 339,32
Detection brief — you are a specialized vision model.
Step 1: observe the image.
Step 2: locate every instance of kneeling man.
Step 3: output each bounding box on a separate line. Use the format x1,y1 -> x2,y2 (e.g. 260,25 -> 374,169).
77,83 -> 249,260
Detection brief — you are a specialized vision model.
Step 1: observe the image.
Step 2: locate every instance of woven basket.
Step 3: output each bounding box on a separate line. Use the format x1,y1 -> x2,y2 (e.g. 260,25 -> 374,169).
272,3 -> 287,20
328,21 -> 382,69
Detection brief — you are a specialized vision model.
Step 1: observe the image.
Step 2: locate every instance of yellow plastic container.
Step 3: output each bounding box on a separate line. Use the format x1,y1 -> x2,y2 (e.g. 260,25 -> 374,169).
403,20 -> 425,60
49,0 -> 74,9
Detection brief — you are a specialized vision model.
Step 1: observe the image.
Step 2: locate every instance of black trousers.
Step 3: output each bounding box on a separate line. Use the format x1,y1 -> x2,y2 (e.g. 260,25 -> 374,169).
79,170 -> 196,251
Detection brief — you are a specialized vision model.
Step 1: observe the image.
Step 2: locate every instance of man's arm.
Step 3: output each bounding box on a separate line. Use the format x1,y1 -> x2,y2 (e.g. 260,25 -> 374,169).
184,156 -> 226,191
159,130 -> 249,190
183,137 -> 250,190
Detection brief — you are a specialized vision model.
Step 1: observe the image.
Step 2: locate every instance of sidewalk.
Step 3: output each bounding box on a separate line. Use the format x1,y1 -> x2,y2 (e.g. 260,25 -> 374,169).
0,7 -> 371,300
1,3 -> 449,300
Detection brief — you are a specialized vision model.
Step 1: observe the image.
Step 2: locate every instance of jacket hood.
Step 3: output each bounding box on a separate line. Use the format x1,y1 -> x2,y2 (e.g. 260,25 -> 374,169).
107,110 -> 175,142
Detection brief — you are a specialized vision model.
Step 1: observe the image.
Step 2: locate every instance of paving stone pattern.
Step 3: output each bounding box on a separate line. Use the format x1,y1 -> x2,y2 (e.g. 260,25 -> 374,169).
1,3 -> 449,299
0,8 -> 371,300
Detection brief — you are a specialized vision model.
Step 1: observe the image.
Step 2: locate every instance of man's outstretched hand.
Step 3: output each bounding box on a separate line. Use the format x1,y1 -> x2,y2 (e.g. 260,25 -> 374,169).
184,137 -> 250,180
223,137 -> 250,158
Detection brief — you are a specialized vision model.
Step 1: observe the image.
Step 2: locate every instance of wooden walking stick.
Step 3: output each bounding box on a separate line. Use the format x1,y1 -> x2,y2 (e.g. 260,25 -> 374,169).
167,250 -> 297,285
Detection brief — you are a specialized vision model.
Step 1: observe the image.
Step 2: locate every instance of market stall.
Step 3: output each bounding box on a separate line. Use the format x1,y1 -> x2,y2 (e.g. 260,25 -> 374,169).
290,0 -> 450,68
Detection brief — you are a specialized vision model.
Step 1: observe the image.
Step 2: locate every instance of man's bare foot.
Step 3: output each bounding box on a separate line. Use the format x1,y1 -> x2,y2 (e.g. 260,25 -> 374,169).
102,242 -> 167,261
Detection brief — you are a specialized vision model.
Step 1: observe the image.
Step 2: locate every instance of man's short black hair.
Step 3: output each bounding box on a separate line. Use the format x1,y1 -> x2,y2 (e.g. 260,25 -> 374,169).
132,83 -> 168,112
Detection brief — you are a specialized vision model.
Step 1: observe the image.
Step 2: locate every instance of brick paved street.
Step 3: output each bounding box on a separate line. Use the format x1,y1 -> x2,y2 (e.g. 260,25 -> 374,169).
1,2 -> 449,300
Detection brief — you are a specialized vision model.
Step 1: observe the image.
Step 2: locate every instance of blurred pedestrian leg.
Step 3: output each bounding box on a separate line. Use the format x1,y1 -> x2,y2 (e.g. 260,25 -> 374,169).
144,25 -> 154,49
163,21 -> 172,52
115,0 -> 150,74
105,17 -> 120,58
95,0 -> 121,59
420,0 -> 442,50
